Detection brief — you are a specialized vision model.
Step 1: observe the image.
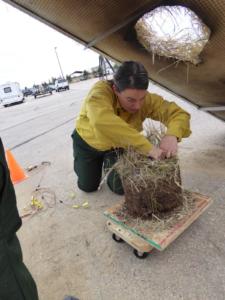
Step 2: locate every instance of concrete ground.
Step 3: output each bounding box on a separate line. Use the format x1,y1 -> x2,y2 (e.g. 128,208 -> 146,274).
0,79 -> 224,300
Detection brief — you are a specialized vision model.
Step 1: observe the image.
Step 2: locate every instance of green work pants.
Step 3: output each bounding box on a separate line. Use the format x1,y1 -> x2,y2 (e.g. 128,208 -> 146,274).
0,138 -> 39,300
0,235 -> 38,300
71,130 -> 124,195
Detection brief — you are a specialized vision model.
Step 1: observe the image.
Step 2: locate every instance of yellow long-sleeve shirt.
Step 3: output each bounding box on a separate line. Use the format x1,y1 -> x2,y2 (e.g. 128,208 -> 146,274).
76,80 -> 191,155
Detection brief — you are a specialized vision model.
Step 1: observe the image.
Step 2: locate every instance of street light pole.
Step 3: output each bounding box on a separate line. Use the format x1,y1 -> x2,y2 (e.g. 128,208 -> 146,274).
54,47 -> 64,78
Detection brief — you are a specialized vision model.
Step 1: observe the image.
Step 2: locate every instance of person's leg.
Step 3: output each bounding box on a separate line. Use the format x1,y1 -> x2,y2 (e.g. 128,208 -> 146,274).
104,150 -> 124,195
0,138 -> 39,300
71,130 -> 104,192
0,234 -> 39,300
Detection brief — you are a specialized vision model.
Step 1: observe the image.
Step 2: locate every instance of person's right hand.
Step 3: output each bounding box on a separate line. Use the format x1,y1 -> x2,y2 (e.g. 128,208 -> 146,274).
148,146 -> 163,160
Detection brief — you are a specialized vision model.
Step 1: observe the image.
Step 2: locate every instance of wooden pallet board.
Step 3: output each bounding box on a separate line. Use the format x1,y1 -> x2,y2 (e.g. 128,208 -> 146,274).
104,192 -> 213,251
107,220 -> 154,252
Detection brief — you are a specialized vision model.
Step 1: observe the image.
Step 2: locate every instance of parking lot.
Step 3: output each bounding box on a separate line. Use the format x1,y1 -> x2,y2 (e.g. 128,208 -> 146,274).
0,78 -> 225,300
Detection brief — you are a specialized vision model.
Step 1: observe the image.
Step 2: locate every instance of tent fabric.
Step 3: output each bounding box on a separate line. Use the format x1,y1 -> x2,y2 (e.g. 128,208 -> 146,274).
4,0 -> 225,121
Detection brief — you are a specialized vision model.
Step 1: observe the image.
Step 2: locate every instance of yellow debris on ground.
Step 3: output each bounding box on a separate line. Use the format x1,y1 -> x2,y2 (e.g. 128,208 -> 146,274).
72,201 -> 89,209
72,204 -> 80,209
82,201 -> 89,208
69,192 -> 77,199
31,197 -> 44,209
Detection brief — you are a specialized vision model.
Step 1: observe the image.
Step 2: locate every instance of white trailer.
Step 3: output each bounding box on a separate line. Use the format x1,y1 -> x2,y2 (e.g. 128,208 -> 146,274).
0,82 -> 24,107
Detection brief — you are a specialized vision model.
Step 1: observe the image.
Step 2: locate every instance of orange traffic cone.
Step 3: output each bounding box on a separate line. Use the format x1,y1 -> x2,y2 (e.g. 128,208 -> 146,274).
5,150 -> 28,184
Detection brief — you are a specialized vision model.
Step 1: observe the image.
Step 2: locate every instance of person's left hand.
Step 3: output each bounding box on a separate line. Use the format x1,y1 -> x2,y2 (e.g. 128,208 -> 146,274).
159,135 -> 178,158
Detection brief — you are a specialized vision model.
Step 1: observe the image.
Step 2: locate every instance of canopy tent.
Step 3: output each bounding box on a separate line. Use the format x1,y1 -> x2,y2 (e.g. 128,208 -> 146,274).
4,0 -> 225,121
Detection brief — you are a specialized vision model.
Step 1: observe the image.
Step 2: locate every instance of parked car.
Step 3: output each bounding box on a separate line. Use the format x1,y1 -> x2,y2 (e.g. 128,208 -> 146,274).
0,82 -> 24,107
55,78 -> 69,92
22,88 -> 33,97
48,84 -> 56,91
33,85 -> 52,98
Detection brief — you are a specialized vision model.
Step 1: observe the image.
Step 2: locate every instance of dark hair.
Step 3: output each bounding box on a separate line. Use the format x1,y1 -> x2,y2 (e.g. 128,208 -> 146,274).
113,61 -> 149,92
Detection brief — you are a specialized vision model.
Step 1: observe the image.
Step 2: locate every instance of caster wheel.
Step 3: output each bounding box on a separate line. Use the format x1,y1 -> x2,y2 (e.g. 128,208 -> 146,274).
112,233 -> 124,243
133,249 -> 149,259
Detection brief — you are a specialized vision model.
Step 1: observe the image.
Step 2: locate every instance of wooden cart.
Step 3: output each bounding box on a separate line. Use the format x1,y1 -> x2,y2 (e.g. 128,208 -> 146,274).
104,192 -> 212,259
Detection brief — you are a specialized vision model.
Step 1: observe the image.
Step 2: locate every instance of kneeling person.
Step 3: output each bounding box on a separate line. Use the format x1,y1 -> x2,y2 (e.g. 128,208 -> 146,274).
72,61 -> 191,195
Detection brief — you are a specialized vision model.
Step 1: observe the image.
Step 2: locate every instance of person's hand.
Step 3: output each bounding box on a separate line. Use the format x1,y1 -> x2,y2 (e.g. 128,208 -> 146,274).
160,135 -> 178,158
148,146 -> 163,160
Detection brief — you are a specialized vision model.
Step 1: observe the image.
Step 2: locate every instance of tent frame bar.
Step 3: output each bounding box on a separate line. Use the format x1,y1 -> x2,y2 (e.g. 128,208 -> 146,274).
85,5 -> 151,49
200,106 -> 225,112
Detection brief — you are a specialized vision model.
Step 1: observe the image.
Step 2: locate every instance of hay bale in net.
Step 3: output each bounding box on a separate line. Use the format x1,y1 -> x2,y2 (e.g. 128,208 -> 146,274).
135,5 -> 211,65
116,147 -> 183,220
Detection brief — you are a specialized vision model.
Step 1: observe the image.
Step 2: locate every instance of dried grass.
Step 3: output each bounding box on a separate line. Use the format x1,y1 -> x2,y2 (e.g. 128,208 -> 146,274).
135,5 -> 211,65
114,123 -> 183,219
115,190 -> 195,234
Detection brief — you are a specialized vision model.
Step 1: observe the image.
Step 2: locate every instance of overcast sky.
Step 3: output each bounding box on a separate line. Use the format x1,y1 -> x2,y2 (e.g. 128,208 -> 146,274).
0,1 -> 99,88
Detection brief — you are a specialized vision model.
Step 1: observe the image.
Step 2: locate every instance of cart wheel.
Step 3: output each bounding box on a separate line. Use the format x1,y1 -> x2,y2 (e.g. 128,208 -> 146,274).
133,249 -> 148,259
112,233 -> 124,243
